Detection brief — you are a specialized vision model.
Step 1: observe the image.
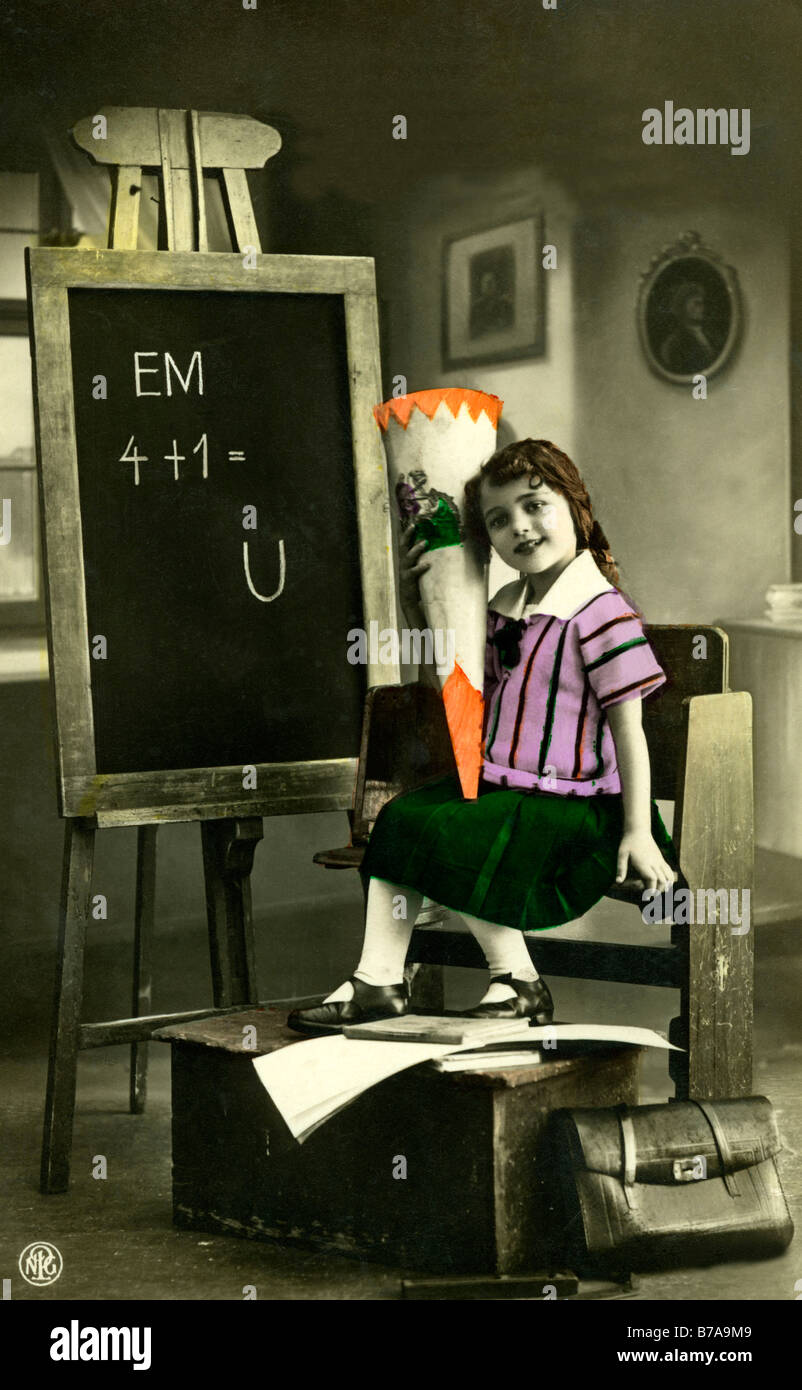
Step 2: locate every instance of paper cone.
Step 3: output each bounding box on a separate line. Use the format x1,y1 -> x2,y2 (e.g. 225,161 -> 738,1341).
374,388 -> 503,798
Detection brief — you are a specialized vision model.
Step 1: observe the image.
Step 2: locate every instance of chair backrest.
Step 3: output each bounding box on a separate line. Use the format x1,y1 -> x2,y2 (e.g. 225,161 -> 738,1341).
352,625 -> 730,836
642,626 -> 728,799
352,682 -> 457,841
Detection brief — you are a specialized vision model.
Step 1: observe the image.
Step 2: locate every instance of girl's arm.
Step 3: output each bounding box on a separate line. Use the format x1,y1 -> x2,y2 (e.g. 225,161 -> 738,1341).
606,697 -> 677,893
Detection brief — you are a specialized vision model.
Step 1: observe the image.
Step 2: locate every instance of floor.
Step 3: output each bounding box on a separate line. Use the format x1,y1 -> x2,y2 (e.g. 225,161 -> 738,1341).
2,906 -> 800,1303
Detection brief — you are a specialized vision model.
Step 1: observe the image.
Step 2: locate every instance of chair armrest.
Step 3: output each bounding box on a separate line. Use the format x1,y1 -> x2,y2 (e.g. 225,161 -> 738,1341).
605,877 -> 648,904
312,846 -> 366,870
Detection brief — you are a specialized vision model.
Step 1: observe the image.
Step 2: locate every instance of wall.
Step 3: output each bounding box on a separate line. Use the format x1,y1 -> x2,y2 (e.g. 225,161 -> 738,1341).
574,202 -> 791,624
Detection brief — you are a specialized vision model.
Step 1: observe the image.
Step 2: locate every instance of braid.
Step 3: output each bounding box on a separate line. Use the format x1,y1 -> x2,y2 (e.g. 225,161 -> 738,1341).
585,518 -> 619,587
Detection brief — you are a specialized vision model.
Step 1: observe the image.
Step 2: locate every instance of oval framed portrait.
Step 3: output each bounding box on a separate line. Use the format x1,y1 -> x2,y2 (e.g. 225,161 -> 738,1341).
637,231 -> 742,384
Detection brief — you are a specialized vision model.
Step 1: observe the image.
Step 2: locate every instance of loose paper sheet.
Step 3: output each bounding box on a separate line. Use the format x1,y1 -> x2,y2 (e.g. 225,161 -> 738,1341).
252,1035 -> 468,1140
252,1024 -> 680,1140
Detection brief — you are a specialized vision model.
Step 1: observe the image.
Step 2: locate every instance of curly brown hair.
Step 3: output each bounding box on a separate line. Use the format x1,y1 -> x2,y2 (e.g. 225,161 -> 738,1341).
463,438 -> 622,589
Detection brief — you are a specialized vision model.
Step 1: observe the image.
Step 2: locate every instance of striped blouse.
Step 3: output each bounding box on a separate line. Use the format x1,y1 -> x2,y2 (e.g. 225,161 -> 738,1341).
481,549 -> 666,797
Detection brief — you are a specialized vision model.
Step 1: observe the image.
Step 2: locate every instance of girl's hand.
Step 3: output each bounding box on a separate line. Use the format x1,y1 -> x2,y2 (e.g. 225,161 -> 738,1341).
399,520 -> 431,619
615,832 -> 677,894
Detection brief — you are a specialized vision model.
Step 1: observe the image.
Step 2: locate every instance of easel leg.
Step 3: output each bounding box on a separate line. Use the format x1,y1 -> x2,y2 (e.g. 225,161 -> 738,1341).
41,818 -> 95,1194
201,818 -> 263,1007
130,825 -> 157,1114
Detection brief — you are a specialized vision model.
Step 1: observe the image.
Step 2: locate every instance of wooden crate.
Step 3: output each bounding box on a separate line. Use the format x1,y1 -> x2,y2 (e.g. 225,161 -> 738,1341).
154,1008 -> 642,1275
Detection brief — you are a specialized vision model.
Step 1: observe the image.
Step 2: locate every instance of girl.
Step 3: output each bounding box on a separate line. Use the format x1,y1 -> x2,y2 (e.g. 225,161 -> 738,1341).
289,439 -> 678,1033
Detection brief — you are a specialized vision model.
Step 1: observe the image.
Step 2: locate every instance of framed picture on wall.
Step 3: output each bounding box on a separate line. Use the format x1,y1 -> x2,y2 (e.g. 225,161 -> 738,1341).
637,229 -> 742,384
442,214 -> 545,369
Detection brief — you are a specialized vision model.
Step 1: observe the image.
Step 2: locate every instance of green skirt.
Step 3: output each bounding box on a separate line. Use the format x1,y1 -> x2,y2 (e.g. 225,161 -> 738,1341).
360,774 -> 678,932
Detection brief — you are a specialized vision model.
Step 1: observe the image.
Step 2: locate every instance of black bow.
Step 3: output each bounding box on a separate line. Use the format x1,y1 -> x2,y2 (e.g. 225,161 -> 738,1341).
492,618 -> 526,669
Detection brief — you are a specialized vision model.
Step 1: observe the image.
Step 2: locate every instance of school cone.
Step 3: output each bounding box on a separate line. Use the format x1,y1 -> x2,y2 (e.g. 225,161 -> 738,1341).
373,388 -> 503,799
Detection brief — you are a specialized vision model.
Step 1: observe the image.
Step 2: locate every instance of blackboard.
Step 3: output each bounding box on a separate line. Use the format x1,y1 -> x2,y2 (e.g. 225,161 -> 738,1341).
28,250 -> 395,824
69,287 -> 364,773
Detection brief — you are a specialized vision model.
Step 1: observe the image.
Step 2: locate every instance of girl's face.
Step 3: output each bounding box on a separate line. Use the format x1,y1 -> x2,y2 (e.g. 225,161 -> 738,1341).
480,474 -> 578,583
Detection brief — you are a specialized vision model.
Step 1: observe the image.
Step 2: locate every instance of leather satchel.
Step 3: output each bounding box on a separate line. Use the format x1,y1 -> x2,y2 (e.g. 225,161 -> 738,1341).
537,1095 -> 794,1275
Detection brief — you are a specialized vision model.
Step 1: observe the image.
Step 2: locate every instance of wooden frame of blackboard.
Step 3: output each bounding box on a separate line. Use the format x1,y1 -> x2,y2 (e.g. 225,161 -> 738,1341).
27,248 -> 398,827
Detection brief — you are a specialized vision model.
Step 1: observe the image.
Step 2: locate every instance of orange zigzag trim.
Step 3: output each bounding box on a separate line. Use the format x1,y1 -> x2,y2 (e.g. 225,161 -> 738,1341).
373,387 -> 503,433
442,663 -> 484,801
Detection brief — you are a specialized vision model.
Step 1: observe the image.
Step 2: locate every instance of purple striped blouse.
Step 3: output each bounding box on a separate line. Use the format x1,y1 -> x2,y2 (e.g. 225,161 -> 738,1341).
481,550 -> 666,797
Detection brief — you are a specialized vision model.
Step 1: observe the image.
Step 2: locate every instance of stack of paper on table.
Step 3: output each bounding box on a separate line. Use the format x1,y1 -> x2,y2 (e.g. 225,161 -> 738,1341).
431,1023 -> 680,1072
433,1048 -> 544,1072
251,1021 -> 680,1141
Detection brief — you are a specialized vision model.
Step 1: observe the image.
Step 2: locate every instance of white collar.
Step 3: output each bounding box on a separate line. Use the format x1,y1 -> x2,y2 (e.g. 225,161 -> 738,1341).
489,548 -> 614,621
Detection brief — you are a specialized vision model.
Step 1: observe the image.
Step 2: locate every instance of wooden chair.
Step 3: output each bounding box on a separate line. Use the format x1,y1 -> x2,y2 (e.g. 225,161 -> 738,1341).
314,627 -> 754,1102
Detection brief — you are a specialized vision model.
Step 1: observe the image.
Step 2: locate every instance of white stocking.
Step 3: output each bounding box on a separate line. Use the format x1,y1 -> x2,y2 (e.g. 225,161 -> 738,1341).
324,877 -> 422,1001
458,911 -> 539,1003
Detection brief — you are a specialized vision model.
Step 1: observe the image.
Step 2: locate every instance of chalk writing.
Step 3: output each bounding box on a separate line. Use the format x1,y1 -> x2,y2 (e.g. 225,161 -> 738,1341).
193,432 -> 208,478
118,434 -> 225,484
133,350 -> 204,397
120,435 -> 147,485
243,538 -> 286,603
164,439 -> 185,481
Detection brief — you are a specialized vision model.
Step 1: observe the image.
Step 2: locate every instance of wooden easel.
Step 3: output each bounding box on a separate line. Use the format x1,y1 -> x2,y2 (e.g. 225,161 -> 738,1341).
41,108 -> 281,1194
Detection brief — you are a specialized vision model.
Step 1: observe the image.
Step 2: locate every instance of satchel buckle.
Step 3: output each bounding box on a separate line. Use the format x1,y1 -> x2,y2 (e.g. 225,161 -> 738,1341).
673,1156 -> 705,1182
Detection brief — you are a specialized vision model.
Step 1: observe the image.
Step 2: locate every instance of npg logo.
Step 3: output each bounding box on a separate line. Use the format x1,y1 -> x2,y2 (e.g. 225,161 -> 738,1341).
18,1241 -> 63,1287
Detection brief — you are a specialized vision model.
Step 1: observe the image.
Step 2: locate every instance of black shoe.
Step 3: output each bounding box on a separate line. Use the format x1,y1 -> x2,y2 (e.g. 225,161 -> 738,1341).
286,976 -> 409,1036
465,973 -> 554,1025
